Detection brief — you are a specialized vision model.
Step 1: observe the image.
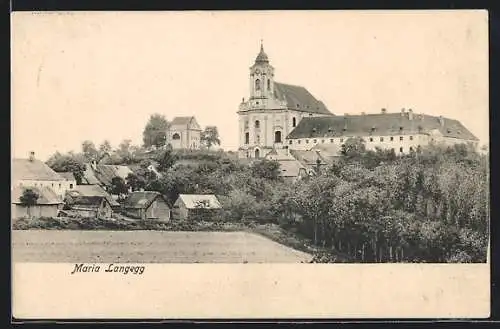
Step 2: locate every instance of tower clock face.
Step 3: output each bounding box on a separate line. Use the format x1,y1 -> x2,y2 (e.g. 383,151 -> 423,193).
255,69 -> 261,74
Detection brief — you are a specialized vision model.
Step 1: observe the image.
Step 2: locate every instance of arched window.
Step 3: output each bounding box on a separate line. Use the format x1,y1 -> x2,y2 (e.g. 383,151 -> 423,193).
172,133 -> 180,140
255,79 -> 261,91
292,117 -> 296,127
267,79 -> 271,91
255,120 -> 260,128
255,149 -> 260,158
274,131 -> 282,143
245,132 -> 249,144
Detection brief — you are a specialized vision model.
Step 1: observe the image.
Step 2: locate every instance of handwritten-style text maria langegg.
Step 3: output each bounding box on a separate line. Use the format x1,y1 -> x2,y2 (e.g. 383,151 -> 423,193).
70,263 -> 145,275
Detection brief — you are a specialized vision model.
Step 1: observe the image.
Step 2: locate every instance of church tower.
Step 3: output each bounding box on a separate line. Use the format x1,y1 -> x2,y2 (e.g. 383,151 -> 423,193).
249,41 -> 275,101
237,41 -> 333,159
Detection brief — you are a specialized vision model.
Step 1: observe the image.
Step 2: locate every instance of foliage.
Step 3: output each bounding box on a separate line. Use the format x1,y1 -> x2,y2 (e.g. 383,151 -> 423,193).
200,126 -> 221,150
110,176 -> 128,197
19,189 -> 39,218
46,152 -> 86,184
143,114 -> 169,148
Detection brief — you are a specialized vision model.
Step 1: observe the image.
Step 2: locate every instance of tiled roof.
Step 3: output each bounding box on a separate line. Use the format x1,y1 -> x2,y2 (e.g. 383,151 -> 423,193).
93,164 -> 134,187
58,172 -> 76,181
170,116 -> 196,126
286,112 -> 479,141
12,186 -> 63,205
68,195 -> 106,206
123,191 -> 166,209
276,159 -> 306,178
67,185 -> 120,207
176,194 -> 222,209
289,149 -> 328,166
12,159 -> 65,182
273,82 -> 333,115
81,164 -> 101,185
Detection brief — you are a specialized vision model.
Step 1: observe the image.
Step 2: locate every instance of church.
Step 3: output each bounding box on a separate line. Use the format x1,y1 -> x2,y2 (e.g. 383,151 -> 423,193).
237,43 -> 334,159
237,43 -> 479,159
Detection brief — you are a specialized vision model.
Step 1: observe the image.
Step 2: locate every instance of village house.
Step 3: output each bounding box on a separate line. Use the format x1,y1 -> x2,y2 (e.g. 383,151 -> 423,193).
172,194 -> 222,221
122,191 -> 171,221
11,186 -> 64,219
66,184 -> 120,211
81,161 -> 134,196
63,195 -> 113,219
167,116 -> 202,150
12,152 -> 72,199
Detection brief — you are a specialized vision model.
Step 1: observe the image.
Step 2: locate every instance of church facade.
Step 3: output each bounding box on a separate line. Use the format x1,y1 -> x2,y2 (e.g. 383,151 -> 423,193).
167,116 -> 202,150
237,43 -> 334,159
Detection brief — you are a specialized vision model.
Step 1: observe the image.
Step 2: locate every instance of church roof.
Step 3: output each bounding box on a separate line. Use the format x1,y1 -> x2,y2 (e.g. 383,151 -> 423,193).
286,112 -> 478,141
170,116 -> 196,126
274,82 -> 333,115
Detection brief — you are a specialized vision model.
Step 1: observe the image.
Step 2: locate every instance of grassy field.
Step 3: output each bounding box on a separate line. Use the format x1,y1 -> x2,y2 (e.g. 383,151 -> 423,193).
12,230 -> 313,263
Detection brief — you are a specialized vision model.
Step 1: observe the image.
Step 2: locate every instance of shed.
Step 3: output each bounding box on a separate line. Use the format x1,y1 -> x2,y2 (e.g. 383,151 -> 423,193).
11,186 -> 64,219
172,194 -> 222,221
122,191 -> 171,221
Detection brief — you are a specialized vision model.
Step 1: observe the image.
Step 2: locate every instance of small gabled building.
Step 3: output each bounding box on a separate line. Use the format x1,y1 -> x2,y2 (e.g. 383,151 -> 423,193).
66,184 -> 120,211
11,186 -> 64,219
64,195 -> 113,219
167,116 -> 202,150
122,191 -> 171,221
172,194 -> 222,221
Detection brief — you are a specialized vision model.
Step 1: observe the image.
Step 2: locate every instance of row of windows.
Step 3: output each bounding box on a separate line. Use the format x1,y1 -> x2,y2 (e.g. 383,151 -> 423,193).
19,182 -> 74,189
289,135 -> 416,145
244,118 -> 298,130
244,131 -> 282,144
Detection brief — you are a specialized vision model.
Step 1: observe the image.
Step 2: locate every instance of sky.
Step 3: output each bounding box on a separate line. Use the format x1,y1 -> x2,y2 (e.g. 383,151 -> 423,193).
11,10 -> 489,161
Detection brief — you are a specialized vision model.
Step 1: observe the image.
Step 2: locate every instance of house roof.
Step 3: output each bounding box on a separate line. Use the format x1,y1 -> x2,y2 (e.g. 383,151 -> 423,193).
81,164 -> 101,185
12,159 -> 65,182
286,112 -> 479,141
67,195 -> 106,206
273,82 -> 333,116
58,172 -> 76,181
122,191 -> 166,209
89,164 -> 134,187
67,185 -> 120,207
12,186 -> 63,205
170,116 -> 201,127
311,143 -> 343,158
289,149 -> 328,166
176,194 -> 222,209
276,159 -> 306,178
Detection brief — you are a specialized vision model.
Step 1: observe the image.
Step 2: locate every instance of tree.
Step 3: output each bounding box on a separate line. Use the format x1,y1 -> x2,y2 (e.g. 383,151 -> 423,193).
250,159 -> 281,181
99,140 -> 112,155
82,140 -> 99,162
19,189 -> 39,218
126,173 -> 147,192
201,126 -> 221,150
116,139 -> 133,163
143,114 -> 169,148
46,152 -> 86,184
110,177 -> 128,198
156,146 -> 178,172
